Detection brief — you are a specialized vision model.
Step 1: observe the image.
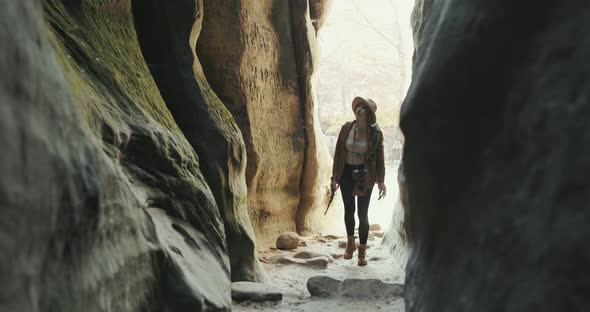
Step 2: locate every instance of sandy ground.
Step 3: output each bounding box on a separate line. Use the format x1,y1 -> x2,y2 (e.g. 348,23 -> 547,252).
232,165 -> 403,311
233,235 -> 406,312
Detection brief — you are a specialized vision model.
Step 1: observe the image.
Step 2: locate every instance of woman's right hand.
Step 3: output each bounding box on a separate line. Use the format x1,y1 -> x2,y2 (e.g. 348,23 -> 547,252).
330,180 -> 339,192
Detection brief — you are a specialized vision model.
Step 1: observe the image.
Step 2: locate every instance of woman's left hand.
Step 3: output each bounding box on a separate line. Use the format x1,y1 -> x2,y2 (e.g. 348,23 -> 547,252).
378,183 -> 387,199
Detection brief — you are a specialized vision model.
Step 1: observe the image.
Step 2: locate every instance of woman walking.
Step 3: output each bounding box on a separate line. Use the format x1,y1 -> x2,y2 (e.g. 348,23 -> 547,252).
331,96 -> 386,266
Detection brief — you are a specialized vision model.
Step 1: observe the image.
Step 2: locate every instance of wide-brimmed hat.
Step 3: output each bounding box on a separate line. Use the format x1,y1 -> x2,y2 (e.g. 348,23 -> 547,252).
352,96 -> 377,113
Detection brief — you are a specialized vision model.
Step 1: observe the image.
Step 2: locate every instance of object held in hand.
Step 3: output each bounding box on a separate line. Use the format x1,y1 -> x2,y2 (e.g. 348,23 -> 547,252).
325,178 -> 337,215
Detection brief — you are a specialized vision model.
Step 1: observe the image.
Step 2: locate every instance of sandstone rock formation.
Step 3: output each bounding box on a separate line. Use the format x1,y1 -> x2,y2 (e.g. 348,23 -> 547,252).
270,253 -> 330,268
197,0 -> 335,246
130,0 -> 264,283
3,0 -> 232,309
402,1 -> 590,311
293,249 -> 335,263
1,0 -> 334,310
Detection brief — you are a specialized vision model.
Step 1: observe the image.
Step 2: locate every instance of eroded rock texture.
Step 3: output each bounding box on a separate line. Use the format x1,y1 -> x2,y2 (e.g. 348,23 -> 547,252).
130,0 -> 264,283
2,0 -> 248,310
402,1 -> 590,311
2,0 -> 335,310
383,166 -> 409,270
384,162 -> 410,271
197,0 -> 334,245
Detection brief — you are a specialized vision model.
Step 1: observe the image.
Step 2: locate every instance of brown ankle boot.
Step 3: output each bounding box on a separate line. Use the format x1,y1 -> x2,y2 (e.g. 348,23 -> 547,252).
358,244 -> 368,266
343,236 -> 357,259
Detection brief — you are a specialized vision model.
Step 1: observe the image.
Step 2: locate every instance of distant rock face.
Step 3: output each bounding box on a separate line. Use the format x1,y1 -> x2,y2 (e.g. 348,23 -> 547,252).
402,1 -> 590,311
198,0 -> 334,245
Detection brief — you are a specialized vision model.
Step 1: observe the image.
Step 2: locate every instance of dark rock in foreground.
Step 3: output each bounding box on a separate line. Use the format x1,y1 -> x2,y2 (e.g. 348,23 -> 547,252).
307,276 -> 404,298
403,0 -> 590,311
231,282 -> 283,303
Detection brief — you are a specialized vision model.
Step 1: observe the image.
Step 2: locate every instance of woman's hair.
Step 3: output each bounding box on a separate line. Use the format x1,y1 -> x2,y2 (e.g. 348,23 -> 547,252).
367,108 -> 377,125
366,108 -> 378,149
364,108 -> 381,170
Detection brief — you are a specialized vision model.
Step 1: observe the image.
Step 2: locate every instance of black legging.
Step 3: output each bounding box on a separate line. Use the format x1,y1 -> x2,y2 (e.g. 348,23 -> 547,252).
339,163 -> 373,244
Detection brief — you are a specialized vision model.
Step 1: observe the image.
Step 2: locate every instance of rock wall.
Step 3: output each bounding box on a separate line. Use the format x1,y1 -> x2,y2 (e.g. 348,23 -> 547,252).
1,0 -> 334,309
2,0 -> 251,310
130,0 -> 265,283
289,0 -> 336,236
383,163 -> 410,270
402,1 -> 590,311
197,0 -> 334,245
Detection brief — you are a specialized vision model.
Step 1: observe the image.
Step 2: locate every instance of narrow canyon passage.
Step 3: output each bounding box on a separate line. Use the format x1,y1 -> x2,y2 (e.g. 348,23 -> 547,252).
229,2 -> 414,308
3,0 -> 589,312
2,0 -> 410,310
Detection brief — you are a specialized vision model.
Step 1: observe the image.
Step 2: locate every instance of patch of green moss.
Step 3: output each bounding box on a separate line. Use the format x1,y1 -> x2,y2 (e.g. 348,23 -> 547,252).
42,0 -> 225,249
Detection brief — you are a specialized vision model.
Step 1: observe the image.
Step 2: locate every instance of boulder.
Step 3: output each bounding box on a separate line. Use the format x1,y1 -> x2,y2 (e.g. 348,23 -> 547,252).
276,232 -> 300,250
270,254 -> 329,268
231,282 -> 283,303
341,279 -> 404,298
307,276 -> 342,297
293,249 -> 335,263
369,224 -> 381,231
306,257 -> 331,268
307,277 -> 403,298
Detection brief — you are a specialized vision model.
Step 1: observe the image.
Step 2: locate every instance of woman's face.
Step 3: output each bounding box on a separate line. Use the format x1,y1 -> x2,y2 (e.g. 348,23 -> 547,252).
354,104 -> 368,121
